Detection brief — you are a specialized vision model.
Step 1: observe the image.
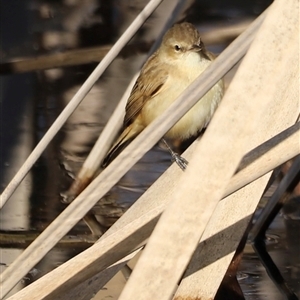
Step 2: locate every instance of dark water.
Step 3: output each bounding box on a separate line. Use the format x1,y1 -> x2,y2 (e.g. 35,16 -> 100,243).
1,0 -> 299,299
238,197 -> 300,299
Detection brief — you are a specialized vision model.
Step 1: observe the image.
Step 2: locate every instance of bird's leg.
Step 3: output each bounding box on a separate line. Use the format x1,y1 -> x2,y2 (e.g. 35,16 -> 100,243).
162,138 -> 188,171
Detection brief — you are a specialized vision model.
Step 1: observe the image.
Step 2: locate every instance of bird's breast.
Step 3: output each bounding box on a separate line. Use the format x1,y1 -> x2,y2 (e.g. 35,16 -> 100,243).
141,59 -> 223,140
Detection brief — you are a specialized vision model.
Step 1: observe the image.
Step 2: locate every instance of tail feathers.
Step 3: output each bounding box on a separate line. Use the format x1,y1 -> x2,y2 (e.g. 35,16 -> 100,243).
102,125 -> 141,168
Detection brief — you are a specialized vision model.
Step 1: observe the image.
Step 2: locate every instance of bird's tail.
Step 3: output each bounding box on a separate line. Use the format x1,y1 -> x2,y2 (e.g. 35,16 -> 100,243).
102,124 -> 143,168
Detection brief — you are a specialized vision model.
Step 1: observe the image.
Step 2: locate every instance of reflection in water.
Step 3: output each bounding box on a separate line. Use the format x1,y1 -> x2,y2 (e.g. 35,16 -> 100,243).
0,1 -> 298,299
239,201 -> 300,299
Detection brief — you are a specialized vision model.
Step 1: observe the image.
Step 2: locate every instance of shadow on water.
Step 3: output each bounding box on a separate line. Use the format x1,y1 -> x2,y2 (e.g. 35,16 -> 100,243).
1,0 -> 299,299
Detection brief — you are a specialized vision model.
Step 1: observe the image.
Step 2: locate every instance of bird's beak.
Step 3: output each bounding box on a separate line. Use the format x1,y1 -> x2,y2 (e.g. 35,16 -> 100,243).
190,44 -> 202,52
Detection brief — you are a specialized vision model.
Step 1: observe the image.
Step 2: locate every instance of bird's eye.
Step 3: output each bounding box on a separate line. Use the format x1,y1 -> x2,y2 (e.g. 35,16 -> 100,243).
174,45 -> 181,51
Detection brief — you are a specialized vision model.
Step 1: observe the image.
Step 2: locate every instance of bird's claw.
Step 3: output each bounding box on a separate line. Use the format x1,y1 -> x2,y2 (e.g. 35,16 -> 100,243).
171,153 -> 188,171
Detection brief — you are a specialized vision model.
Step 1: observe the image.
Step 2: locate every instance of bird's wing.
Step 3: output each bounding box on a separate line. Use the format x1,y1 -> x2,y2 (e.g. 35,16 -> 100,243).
124,54 -> 169,126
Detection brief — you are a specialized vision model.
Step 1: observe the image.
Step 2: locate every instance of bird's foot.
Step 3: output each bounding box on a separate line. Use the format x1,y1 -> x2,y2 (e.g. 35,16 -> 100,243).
171,152 -> 188,171
161,138 -> 189,171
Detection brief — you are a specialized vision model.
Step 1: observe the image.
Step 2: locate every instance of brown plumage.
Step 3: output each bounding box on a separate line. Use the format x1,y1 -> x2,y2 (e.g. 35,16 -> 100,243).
102,22 -> 224,169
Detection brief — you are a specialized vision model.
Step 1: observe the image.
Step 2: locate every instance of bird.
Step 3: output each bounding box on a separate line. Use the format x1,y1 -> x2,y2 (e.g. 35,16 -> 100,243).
102,22 -> 224,170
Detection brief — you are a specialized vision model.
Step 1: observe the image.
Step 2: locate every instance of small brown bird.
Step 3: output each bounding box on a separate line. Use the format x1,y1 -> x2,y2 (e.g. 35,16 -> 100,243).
102,22 -> 224,170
